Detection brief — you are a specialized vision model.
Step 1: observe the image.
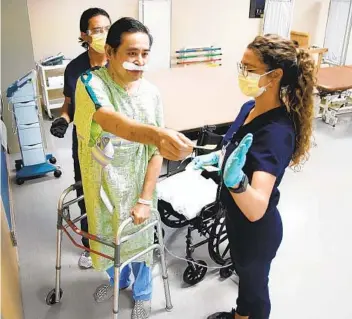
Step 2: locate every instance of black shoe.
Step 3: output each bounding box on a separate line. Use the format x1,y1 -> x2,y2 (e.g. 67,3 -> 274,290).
207,309 -> 236,319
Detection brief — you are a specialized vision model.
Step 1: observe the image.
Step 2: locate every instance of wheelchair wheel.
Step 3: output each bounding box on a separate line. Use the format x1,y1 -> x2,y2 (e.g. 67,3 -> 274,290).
158,200 -> 189,228
219,259 -> 234,279
183,260 -> 207,286
208,210 -> 231,265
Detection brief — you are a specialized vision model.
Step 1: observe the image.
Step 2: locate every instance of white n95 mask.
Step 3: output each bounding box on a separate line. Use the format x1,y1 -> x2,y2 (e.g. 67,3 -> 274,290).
90,33 -> 107,54
238,71 -> 272,98
123,61 -> 148,72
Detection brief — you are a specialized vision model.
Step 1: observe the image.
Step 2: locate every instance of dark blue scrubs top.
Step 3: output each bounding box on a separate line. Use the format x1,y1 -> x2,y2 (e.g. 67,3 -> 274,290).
63,51 -> 91,122
63,51 -> 91,159
221,100 -> 295,265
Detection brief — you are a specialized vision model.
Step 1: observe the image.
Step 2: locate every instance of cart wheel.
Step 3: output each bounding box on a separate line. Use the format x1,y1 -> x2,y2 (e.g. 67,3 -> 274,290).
183,260 -> 207,286
16,178 -> 25,185
49,157 -> 57,164
219,259 -> 234,279
46,288 -> 63,305
15,163 -> 22,171
54,170 -> 62,178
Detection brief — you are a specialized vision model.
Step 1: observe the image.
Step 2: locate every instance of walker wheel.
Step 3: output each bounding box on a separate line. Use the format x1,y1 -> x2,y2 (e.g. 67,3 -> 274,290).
183,260 -> 207,286
46,288 -> 63,305
219,259 -> 234,279
49,157 -> 57,164
54,170 -> 62,178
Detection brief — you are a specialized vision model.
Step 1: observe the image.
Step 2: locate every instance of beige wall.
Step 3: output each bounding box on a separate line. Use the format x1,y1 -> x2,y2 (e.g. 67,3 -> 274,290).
27,0 -> 262,128
291,0 -> 330,47
24,0 -> 342,131
171,0 -> 262,70
27,0 -> 334,66
292,0 -> 352,65
27,0 -> 139,61
27,0 -> 261,68
1,0 -> 36,153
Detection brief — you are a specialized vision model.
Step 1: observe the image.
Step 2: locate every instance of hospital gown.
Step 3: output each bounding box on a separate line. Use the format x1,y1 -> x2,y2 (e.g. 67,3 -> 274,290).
74,67 -> 163,271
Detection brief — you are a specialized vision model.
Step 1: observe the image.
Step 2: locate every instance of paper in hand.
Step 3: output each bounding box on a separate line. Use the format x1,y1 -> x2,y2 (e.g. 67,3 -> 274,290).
192,144 -> 217,151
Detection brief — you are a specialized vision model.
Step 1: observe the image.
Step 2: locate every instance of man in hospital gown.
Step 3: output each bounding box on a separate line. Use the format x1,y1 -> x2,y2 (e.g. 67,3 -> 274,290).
74,17 -> 169,318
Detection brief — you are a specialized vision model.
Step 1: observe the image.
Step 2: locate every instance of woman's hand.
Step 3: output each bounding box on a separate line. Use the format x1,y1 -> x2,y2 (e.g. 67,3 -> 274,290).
131,203 -> 151,225
223,134 -> 253,188
192,152 -> 220,170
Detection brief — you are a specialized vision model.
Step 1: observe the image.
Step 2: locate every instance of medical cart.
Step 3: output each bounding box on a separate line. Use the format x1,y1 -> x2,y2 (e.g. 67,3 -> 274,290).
37,59 -> 70,119
6,69 -> 62,185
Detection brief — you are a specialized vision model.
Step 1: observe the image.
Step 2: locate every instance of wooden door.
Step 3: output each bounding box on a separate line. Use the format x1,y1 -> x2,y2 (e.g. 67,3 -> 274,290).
1,199 -> 24,319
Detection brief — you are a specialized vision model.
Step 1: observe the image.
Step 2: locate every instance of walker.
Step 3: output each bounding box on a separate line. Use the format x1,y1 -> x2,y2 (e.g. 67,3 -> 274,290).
45,181 -> 173,318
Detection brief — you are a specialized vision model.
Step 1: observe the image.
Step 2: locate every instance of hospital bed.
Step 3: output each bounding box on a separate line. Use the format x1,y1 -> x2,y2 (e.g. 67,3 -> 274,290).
157,126 -> 235,286
45,182 -> 172,319
316,65 -> 352,126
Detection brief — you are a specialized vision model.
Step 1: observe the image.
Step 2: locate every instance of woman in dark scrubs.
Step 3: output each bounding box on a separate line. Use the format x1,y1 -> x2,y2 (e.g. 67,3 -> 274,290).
193,34 -> 316,319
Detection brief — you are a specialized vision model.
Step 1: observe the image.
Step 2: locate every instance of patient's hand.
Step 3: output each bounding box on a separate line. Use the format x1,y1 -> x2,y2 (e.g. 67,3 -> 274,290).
157,128 -> 193,161
131,203 -> 151,225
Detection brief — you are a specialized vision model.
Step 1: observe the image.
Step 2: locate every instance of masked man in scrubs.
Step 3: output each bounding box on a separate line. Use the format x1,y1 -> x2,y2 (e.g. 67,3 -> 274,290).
50,8 -> 112,269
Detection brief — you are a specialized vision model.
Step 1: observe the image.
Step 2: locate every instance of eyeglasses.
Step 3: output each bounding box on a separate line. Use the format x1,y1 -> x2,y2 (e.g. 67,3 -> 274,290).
86,26 -> 110,36
237,62 -> 272,78
237,62 -> 258,78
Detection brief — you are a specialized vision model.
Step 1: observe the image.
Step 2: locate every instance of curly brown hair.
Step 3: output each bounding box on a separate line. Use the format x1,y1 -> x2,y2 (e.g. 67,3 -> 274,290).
247,34 -> 316,165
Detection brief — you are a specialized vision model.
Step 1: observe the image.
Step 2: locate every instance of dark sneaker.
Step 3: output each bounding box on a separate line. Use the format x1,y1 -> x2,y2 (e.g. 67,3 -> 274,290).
207,309 -> 236,319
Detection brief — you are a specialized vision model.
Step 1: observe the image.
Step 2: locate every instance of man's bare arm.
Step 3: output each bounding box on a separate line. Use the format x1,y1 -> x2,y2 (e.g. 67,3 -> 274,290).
93,107 -> 193,161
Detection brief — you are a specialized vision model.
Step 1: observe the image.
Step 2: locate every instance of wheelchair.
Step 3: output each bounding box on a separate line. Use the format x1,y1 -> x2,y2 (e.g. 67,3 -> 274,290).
157,125 -> 235,286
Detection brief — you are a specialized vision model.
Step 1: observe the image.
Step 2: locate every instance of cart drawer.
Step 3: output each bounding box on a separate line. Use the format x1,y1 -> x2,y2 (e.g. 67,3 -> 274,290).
13,101 -> 36,108
10,81 -> 36,103
22,144 -> 46,166
18,123 -> 42,146
14,104 -> 39,125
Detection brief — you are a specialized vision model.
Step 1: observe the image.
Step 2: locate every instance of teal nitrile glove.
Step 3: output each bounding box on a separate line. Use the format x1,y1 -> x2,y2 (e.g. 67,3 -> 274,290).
192,152 -> 219,170
223,133 -> 253,188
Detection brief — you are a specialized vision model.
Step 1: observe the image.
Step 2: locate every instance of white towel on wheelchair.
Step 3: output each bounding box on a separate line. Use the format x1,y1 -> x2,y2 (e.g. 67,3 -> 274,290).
157,168 -> 218,220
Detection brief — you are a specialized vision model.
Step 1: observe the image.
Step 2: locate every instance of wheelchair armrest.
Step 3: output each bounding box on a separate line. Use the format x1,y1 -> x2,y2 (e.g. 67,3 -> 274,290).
166,157 -> 193,177
201,170 -> 221,184
196,126 -> 223,156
